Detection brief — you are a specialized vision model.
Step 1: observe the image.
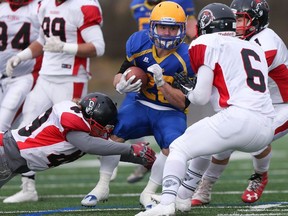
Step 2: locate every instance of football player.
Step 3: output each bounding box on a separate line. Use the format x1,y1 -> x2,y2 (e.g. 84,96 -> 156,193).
0,92 -> 156,189
0,0 -> 41,135
4,0 -> 105,203
190,0 -> 288,205
126,0 -> 197,184
135,3 -> 274,215
0,0 -> 42,203
80,1 -> 195,209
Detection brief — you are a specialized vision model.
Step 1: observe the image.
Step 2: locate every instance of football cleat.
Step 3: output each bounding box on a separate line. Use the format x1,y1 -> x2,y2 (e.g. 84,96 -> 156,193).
140,191 -> 157,210
127,165 -> 149,183
135,203 -> 176,216
191,178 -> 213,206
151,193 -> 161,204
241,172 -> 268,203
81,185 -> 109,207
176,196 -> 191,212
3,177 -> 38,203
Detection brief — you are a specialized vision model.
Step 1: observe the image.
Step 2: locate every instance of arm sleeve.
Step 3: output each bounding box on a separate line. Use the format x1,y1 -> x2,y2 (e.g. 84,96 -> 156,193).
81,25 -> 105,56
66,131 -> 132,156
187,65 -> 213,105
117,58 -> 134,74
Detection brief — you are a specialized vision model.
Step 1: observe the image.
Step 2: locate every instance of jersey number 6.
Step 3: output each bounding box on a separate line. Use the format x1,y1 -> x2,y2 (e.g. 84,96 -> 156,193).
242,48 -> 266,93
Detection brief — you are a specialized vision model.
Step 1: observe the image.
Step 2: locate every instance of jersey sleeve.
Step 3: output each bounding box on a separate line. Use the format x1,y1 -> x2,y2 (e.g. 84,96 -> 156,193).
189,35 -> 219,74
189,43 -> 205,74
60,112 -> 90,134
126,32 -> 138,61
126,30 -> 149,62
79,4 -> 103,31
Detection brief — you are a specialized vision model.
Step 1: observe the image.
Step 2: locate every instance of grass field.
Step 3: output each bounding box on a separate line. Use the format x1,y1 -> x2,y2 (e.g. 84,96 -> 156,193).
0,136 -> 287,216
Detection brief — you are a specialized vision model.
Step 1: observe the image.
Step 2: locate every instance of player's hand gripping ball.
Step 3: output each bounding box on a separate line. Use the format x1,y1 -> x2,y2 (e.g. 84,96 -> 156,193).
125,66 -> 148,90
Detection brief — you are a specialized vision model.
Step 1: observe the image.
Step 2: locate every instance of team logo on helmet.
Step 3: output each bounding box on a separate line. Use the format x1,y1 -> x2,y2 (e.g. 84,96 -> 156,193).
199,10 -> 215,29
85,97 -> 97,116
253,1 -> 268,18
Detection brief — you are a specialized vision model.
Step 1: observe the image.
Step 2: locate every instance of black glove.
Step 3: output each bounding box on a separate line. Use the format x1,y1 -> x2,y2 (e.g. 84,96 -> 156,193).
172,71 -> 197,96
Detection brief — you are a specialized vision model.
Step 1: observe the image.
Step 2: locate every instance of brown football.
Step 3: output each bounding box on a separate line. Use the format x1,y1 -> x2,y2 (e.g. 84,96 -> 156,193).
125,66 -> 148,90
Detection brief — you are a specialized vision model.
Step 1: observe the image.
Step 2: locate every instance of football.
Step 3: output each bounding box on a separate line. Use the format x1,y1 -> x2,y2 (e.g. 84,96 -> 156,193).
125,66 -> 148,90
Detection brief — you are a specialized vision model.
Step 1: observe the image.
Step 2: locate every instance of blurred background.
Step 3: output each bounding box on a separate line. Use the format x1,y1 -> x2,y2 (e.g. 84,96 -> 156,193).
90,0 -> 288,124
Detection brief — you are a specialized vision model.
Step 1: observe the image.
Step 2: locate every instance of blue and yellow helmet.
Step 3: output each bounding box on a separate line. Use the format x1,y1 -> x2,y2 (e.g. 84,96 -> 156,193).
149,1 -> 186,50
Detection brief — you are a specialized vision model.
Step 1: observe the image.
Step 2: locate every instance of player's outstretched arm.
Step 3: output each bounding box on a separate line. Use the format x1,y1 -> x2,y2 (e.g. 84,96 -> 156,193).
66,131 -> 156,168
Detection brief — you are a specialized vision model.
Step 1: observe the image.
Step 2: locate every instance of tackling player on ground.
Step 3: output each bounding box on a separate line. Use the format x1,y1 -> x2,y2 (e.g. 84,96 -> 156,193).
0,92 -> 156,188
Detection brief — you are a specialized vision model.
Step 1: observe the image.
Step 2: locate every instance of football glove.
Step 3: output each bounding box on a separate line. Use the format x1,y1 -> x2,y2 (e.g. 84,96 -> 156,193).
43,36 -> 78,55
120,142 -> 156,170
43,36 -> 64,53
116,69 -> 142,94
5,47 -> 33,77
6,56 -> 21,77
172,71 -> 197,96
147,64 -> 165,87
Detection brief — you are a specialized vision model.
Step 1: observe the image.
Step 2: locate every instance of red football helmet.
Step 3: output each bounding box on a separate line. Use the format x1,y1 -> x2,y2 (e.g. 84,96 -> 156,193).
7,0 -> 33,6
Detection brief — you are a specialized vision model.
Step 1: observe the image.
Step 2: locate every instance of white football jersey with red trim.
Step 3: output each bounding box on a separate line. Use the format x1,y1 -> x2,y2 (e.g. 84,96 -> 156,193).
11,100 -> 90,171
189,33 -> 274,118
38,0 -> 103,77
250,28 -> 288,104
0,1 -> 41,77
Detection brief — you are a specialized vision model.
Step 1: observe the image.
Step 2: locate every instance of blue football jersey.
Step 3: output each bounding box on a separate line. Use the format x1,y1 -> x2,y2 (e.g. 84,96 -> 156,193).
125,30 -> 194,110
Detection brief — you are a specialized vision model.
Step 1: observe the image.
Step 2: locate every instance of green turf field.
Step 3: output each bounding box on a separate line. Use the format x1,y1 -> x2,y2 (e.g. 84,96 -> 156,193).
1,136 -> 287,216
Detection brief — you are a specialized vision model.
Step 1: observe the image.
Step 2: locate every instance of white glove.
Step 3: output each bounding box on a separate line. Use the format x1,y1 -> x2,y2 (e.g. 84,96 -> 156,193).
116,70 -> 142,94
5,48 -> 32,77
43,36 -> 78,55
147,64 -> 164,87
6,56 -> 21,77
43,36 -> 64,53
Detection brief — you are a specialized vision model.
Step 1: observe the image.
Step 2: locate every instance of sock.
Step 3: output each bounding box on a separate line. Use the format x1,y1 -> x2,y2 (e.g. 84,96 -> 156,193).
161,175 -> 181,205
203,162 -> 227,183
142,152 -> 167,194
142,179 -> 160,194
22,171 -> 36,180
149,152 -> 167,185
253,150 -> 272,174
178,156 -> 211,199
99,155 -> 120,175
161,150 -> 187,205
